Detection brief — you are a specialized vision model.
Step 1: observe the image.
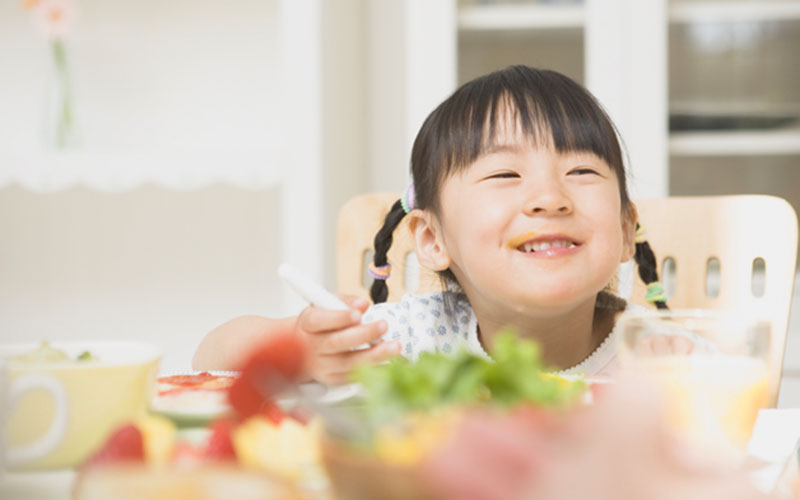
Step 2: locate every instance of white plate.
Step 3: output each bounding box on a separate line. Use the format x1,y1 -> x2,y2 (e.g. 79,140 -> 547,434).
150,370 -> 237,427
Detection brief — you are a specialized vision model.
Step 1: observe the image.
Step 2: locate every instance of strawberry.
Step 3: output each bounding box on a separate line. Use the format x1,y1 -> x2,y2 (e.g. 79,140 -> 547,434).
204,418 -> 238,461
228,333 -> 306,419
85,423 -> 144,467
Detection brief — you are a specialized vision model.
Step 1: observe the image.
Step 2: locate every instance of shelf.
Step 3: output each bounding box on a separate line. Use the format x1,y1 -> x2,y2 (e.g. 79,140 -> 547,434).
669,1 -> 800,24
458,1 -> 800,31
0,150 -> 283,193
458,3 -> 585,31
669,128 -> 800,157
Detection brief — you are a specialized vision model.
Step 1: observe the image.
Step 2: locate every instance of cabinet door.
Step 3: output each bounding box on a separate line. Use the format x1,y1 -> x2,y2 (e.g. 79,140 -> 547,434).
456,0 -> 669,198
667,1 -> 800,215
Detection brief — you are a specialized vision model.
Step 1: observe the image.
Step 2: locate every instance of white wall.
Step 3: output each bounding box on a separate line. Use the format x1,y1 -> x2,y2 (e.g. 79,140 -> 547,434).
0,0 -> 281,153
0,186 -> 283,372
365,0 -> 457,192
0,0 -> 368,370
321,0 -> 367,289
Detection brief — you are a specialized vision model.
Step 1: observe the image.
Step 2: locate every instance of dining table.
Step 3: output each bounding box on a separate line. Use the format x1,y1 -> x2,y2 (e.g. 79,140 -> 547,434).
2,407 -> 800,500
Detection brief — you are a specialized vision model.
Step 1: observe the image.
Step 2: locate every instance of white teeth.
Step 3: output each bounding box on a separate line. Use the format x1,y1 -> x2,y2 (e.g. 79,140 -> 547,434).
521,239 -> 575,253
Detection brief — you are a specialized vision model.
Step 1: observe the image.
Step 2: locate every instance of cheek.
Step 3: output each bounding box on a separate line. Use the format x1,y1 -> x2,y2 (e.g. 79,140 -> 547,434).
449,193 -> 507,239
590,207 -> 627,260
476,203 -> 511,236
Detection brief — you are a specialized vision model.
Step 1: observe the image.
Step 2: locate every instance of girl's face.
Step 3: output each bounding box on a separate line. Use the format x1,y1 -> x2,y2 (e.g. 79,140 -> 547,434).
418,123 -> 636,317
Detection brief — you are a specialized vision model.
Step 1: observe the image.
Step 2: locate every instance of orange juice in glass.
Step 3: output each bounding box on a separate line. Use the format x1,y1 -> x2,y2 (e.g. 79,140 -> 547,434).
618,310 -> 770,456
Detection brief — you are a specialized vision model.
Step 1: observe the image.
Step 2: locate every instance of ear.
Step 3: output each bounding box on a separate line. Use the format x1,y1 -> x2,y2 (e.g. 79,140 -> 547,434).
620,203 -> 638,262
407,210 -> 451,271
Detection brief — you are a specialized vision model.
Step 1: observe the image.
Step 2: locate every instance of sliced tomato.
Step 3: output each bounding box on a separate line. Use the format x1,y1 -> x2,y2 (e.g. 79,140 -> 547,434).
157,386 -> 230,398
157,372 -> 220,387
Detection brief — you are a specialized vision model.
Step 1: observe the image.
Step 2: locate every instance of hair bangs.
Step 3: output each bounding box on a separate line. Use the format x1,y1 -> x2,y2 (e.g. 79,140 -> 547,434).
411,66 -> 628,212
457,73 -> 620,166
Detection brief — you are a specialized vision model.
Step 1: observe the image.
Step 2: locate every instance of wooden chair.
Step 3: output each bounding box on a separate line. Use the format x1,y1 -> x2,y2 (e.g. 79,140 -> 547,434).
337,193 -> 798,406
632,196 -> 798,407
337,193 -> 442,304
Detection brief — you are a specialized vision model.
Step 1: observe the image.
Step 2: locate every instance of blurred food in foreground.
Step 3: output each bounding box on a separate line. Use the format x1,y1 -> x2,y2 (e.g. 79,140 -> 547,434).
353,332 -> 586,426
424,376 -> 775,500
322,332 -> 588,500
150,371 -> 237,426
75,335 -> 326,498
75,465 -> 310,500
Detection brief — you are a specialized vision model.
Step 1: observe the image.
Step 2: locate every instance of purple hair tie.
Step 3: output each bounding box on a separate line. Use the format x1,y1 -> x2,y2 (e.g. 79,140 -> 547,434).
369,262 -> 392,280
400,183 -> 416,214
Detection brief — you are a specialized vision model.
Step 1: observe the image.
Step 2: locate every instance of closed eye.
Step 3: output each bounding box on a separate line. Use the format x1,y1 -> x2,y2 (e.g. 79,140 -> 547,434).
568,168 -> 600,176
485,171 -> 520,180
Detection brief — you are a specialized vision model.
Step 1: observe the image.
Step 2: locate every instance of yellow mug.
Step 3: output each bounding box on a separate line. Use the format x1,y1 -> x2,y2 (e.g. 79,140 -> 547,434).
1,341 -> 160,470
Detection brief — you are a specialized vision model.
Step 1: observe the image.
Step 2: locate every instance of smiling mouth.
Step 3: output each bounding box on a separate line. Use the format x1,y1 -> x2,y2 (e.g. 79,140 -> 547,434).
518,239 -> 578,253
507,232 -> 582,253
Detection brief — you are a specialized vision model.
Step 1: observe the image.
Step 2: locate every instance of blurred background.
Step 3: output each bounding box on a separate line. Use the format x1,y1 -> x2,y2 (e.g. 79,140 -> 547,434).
1,0 -> 799,397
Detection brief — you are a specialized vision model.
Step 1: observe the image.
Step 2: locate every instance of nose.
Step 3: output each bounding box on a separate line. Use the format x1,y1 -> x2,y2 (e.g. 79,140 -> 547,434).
522,176 -> 573,216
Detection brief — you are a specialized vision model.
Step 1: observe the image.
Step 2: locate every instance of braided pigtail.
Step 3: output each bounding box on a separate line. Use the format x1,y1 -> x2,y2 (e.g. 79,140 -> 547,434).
369,199 -> 407,304
633,224 -> 669,310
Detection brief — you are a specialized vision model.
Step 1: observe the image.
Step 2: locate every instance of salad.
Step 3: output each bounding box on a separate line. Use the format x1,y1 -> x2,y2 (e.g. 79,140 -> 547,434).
8,340 -> 99,363
354,332 -> 585,420
344,332 -> 588,464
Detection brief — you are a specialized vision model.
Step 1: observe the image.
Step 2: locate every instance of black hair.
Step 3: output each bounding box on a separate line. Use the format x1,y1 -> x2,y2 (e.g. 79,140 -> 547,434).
370,65 -> 667,309
633,226 -> 669,309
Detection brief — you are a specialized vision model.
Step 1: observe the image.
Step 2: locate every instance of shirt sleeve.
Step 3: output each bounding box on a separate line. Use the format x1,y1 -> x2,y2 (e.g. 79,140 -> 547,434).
362,298 -> 410,355
364,294 -> 471,361
362,294 -> 439,361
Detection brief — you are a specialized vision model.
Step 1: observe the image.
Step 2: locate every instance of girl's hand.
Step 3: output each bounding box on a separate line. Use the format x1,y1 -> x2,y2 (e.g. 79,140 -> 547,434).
297,296 -> 401,385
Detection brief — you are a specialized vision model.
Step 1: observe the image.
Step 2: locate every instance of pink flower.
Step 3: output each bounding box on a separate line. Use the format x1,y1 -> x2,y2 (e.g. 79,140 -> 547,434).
28,0 -> 76,41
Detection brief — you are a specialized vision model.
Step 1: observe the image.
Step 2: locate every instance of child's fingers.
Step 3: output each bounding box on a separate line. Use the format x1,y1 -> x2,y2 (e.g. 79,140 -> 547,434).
298,305 -> 361,333
313,341 -> 401,378
311,320 -> 388,355
339,295 -> 371,313
338,339 -> 402,366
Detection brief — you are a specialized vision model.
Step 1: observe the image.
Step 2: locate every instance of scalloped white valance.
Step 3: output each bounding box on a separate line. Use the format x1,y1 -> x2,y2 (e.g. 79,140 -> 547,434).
0,150 -> 284,193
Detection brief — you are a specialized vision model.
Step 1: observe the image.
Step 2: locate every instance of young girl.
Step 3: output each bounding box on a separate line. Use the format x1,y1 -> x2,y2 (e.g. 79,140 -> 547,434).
193,65 -> 667,385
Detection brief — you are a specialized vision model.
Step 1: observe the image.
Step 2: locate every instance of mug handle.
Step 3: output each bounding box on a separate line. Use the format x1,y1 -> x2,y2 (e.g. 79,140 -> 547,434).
5,373 -> 69,465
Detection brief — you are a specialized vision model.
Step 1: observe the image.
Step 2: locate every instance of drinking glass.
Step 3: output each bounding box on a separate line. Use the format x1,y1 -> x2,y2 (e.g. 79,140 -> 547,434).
617,309 -> 771,455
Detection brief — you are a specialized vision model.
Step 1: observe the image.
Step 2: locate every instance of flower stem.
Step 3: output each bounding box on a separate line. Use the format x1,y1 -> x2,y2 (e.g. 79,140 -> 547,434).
51,40 -> 72,149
